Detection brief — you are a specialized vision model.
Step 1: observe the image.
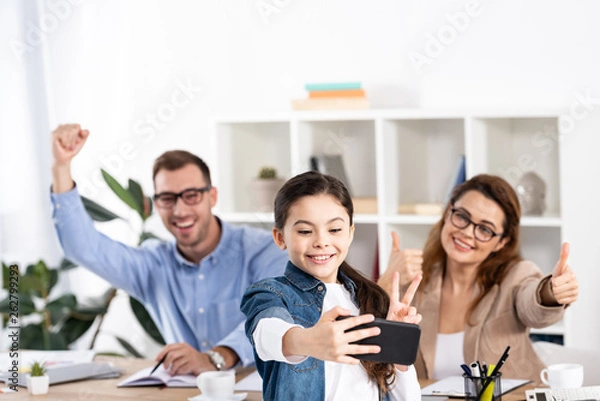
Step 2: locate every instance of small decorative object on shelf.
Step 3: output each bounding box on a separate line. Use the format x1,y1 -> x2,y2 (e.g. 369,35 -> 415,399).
291,81 -> 370,110
252,166 -> 285,212
258,166 -> 277,180
27,361 -> 49,395
516,171 -> 546,216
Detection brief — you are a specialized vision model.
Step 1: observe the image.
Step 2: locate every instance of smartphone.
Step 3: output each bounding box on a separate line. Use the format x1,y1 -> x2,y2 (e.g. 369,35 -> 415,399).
336,316 -> 421,365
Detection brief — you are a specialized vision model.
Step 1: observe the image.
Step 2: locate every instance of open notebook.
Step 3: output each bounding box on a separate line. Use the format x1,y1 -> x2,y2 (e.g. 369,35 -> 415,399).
117,365 -> 197,387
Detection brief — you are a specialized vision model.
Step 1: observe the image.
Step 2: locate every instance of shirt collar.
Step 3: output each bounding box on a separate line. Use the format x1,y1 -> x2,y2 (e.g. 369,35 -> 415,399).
284,261 -> 358,298
172,216 -> 230,267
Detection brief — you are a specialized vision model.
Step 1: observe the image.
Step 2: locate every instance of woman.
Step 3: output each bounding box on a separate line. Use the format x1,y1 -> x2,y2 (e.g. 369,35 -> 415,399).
378,174 -> 578,384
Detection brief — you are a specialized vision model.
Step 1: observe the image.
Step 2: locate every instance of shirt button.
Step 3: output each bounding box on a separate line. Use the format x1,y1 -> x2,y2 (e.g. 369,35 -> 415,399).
317,285 -> 323,291
198,274 -> 204,280
201,341 -> 208,348
198,307 -> 205,314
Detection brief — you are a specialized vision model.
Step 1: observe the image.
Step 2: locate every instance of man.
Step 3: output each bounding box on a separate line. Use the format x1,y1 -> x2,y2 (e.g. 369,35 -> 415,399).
51,124 -> 287,375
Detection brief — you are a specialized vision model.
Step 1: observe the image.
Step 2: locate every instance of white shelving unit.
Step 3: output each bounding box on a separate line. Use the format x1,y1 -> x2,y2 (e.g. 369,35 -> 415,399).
211,109 -> 567,341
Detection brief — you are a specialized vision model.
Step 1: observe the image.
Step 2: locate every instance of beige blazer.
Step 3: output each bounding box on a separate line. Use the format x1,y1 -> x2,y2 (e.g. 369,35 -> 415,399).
411,260 -> 565,384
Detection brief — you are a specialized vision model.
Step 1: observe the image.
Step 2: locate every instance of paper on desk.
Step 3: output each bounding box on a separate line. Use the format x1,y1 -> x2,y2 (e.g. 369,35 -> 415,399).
421,375 -> 530,397
235,370 -> 262,392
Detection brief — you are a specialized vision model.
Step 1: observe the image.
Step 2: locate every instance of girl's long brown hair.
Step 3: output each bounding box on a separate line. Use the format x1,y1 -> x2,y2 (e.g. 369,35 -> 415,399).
421,174 -> 523,321
274,171 -> 396,393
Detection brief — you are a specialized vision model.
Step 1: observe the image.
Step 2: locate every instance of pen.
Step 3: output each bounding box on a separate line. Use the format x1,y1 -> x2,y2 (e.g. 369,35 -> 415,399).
478,346 -> 511,399
461,364 -> 472,376
150,354 -> 167,375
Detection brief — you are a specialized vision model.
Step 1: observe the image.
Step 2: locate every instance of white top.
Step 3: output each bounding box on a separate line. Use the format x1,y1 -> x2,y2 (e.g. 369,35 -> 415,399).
432,331 -> 465,379
253,282 -> 421,401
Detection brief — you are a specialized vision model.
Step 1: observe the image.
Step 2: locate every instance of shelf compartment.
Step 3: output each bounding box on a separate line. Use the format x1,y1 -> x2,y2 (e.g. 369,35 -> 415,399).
382,118 -> 465,215
469,117 -> 561,217
216,122 -> 291,213
296,120 -> 376,199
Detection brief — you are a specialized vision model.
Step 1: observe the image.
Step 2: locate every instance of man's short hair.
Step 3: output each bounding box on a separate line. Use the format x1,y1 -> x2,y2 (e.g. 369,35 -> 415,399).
152,150 -> 212,186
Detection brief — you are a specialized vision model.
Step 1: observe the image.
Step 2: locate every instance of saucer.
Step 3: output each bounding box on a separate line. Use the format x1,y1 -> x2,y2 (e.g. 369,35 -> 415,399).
188,392 -> 247,401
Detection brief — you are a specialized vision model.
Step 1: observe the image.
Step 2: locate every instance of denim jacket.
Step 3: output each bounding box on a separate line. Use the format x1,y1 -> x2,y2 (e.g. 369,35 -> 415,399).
241,261 -> 392,401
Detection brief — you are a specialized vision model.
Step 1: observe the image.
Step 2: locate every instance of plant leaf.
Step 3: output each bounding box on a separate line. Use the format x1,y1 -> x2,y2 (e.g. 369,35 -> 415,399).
101,169 -> 142,215
19,324 -> 50,350
139,231 -> 160,244
145,195 -> 153,217
2,262 -> 13,291
48,332 -> 69,350
129,297 -> 165,345
47,268 -> 59,296
58,258 -> 78,271
127,179 -> 146,221
60,316 -> 96,344
21,263 -> 46,297
18,275 -> 44,297
81,196 -> 121,222
0,292 -> 35,315
47,294 -> 77,324
114,336 -> 144,358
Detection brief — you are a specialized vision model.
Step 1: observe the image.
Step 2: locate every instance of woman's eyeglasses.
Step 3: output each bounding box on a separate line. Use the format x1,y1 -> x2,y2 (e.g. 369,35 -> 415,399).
449,208 -> 503,242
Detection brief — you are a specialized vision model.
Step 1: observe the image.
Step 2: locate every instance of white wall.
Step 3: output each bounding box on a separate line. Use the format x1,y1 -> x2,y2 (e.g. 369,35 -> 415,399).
1,0 -> 599,352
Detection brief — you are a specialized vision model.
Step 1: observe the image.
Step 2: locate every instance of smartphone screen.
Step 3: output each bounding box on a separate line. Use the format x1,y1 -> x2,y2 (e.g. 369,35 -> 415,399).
337,316 -> 421,365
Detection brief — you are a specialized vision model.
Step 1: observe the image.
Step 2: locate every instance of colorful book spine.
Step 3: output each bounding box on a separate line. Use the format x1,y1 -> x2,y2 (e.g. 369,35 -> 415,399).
304,82 -> 362,91
308,89 -> 365,98
291,97 -> 369,110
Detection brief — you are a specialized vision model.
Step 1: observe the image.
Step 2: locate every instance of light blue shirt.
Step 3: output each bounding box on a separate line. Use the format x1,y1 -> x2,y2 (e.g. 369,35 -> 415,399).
51,187 -> 287,367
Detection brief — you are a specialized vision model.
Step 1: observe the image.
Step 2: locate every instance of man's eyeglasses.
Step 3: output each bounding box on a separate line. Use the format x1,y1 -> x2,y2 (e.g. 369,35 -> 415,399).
153,186 -> 212,209
449,207 -> 503,242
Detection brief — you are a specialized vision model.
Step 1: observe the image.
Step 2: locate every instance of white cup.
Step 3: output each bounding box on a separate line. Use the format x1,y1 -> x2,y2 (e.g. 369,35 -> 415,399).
540,363 -> 584,389
196,370 -> 235,399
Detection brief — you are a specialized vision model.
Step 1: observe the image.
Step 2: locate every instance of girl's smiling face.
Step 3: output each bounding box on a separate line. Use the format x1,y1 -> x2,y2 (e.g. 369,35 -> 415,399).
273,194 -> 354,283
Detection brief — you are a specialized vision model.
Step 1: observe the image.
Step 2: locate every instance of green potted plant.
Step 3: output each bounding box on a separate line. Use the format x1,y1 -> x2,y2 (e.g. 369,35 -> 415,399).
0,260 -> 116,351
27,361 -> 49,395
1,169 -> 164,358
252,166 -> 285,212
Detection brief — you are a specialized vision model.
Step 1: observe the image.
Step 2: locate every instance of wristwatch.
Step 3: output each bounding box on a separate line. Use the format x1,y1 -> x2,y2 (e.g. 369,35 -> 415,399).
206,350 -> 225,371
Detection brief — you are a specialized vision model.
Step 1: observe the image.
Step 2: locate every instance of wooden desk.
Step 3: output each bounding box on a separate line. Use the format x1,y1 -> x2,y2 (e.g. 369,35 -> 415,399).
6,357 -> 534,400
6,356 -> 262,400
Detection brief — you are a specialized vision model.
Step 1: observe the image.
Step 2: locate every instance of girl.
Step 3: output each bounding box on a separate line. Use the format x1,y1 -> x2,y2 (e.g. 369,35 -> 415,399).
241,171 -> 422,401
378,174 -> 579,384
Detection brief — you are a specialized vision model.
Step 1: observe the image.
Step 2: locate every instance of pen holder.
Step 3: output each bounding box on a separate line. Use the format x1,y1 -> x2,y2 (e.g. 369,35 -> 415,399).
463,373 -> 502,401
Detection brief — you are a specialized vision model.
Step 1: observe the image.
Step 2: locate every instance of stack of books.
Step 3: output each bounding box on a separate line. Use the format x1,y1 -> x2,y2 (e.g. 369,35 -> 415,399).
291,82 -> 370,110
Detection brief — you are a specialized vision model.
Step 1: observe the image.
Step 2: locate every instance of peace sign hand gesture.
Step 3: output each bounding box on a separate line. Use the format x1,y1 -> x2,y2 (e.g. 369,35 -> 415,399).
386,271 -> 422,371
386,271 -> 422,324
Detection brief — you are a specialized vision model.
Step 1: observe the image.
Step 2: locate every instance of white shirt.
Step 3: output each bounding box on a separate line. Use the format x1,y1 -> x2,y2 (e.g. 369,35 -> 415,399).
253,282 -> 421,401
432,331 -> 465,379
